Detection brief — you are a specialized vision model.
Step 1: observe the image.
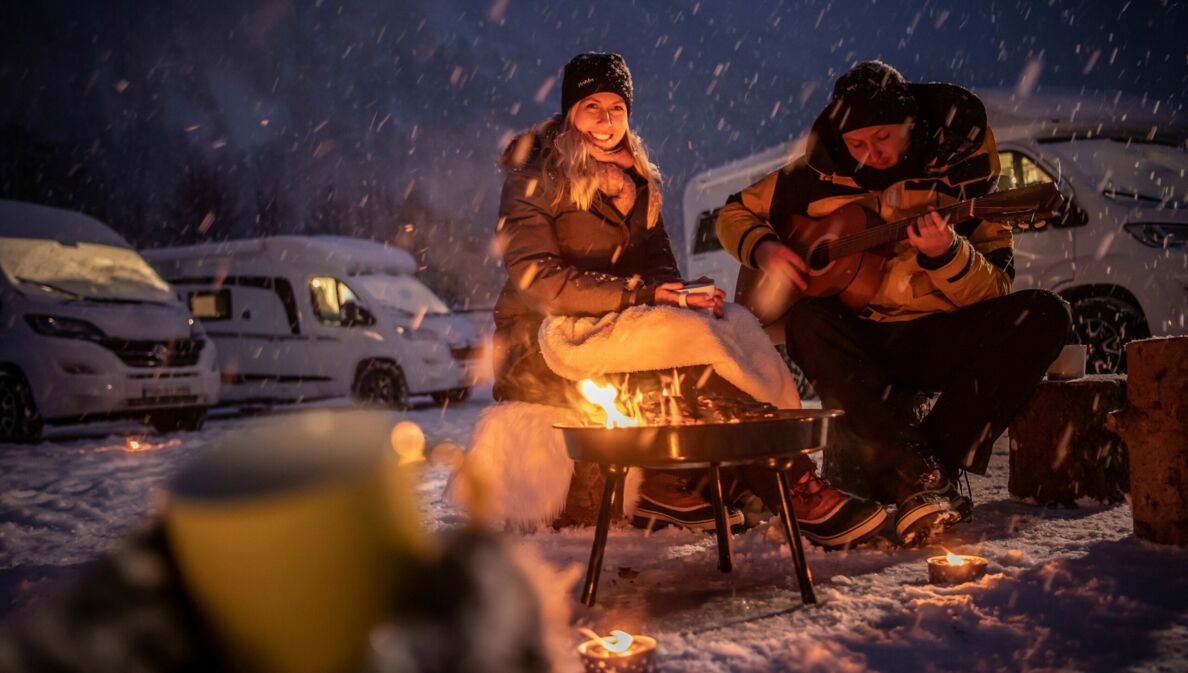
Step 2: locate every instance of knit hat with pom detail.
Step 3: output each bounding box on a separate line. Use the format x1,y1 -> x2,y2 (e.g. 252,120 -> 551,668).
561,52 -> 633,118
828,61 -> 918,133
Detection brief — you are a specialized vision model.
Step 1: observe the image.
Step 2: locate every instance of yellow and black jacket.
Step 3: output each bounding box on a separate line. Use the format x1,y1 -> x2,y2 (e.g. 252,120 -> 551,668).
717,82 -> 1011,322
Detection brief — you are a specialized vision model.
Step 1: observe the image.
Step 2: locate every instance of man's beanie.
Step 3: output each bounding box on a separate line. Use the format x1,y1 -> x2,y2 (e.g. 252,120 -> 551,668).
828,61 -> 917,133
561,52 -> 633,117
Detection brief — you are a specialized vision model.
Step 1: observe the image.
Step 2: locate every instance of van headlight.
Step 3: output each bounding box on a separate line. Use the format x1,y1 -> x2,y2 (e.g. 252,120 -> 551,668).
25,315 -> 106,341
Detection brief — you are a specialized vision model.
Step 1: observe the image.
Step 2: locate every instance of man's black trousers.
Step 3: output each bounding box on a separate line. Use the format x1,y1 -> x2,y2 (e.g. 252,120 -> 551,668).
785,289 -> 1071,502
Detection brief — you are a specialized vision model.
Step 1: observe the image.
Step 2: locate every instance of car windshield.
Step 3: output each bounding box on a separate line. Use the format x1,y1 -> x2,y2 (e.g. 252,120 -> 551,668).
0,238 -> 174,303
352,273 -> 451,316
1041,138 -> 1187,208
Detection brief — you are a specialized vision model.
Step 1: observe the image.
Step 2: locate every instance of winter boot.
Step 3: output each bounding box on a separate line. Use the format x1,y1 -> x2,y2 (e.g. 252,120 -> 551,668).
894,461 -> 973,545
785,465 -> 888,550
632,471 -> 744,533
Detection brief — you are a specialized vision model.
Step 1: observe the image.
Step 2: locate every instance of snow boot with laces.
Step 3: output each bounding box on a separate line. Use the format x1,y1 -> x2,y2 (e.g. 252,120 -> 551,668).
786,466 -> 888,550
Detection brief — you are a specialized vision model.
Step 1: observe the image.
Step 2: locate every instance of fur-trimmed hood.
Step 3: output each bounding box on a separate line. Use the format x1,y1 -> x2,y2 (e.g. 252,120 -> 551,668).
498,116 -> 563,173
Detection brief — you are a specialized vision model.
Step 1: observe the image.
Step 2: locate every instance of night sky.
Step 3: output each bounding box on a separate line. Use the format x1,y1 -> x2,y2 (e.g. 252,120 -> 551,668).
1,0 -> 1184,302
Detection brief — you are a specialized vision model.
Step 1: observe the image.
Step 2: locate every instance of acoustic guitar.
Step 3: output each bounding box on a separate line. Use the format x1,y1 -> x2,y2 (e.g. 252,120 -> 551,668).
734,182 -> 1066,325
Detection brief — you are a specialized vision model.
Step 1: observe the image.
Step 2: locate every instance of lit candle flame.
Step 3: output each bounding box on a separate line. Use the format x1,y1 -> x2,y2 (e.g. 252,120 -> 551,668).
945,551 -> 965,566
579,379 -> 640,428
578,627 -> 635,655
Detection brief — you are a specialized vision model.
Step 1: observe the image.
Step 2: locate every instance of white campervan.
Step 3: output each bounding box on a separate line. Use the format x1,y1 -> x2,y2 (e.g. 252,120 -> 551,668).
144,236 -> 478,409
0,200 -> 219,442
684,94 -> 1188,374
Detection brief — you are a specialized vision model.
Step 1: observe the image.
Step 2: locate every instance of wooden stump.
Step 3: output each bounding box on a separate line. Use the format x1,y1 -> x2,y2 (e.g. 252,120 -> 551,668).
1107,337 -> 1188,545
1008,375 -> 1128,506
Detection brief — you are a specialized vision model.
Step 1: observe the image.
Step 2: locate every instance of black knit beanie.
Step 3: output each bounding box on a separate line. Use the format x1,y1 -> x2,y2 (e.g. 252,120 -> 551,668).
561,52 -> 633,118
828,61 -> 917,133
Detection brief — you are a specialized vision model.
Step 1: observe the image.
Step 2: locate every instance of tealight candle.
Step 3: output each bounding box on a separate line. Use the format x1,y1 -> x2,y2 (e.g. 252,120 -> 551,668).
927,551 -> 988,585
577,629 -> 657,673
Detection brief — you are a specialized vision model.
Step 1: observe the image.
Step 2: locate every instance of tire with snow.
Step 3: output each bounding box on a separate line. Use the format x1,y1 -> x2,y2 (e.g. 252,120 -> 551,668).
354,361 -> 410,410
148,408 -> 207,434
1071,295 -> 1148,375
431,387 -> 471,406
0,371 -> 43,443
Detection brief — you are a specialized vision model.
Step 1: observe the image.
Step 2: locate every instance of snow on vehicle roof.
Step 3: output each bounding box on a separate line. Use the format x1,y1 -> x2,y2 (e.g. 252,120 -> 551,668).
978,88 -> 1186,144
143,235 -> 418,275
0,200 -> 130,248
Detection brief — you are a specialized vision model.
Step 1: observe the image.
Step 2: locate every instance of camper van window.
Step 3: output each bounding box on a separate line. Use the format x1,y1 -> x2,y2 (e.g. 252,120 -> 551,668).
997,151 -> 1055,193
309,276 -> 366,326
693,208 -> 725,254
188,290 -> 231,320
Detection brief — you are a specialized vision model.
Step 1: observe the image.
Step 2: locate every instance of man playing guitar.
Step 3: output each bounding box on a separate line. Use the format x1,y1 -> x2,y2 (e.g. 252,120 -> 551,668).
717,61 -> 1071,544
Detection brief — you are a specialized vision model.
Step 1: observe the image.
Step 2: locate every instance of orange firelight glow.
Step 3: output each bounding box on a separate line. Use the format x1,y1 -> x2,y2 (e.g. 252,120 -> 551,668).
578,379 -> 640,428
945,551 -> 965,566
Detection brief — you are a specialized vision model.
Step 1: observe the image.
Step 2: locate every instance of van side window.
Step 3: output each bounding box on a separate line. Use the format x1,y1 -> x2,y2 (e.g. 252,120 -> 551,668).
693,208 -> 724,254
188,290 -> 231,321
997,150 -> 1087,230
309,276 -> 367,326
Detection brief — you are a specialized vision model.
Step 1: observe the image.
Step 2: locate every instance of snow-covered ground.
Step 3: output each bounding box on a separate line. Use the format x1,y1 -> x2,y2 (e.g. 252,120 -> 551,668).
2,389 -> 1186,672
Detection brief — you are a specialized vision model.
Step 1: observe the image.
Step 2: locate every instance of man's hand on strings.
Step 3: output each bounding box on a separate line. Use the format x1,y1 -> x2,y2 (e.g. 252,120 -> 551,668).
908,208 -> 957,258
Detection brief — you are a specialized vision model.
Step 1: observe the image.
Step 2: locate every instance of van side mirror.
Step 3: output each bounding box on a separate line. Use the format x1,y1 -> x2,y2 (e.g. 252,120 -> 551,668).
340,301 -> 374,327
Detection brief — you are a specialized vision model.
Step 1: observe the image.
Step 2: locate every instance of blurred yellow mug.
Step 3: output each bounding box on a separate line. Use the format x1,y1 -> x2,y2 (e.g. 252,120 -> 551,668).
164,410 -> 424,673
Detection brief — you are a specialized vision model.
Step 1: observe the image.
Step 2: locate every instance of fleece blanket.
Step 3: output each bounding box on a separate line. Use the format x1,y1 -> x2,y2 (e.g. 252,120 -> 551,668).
450,303 -> 797,530
540,303 -> 800,409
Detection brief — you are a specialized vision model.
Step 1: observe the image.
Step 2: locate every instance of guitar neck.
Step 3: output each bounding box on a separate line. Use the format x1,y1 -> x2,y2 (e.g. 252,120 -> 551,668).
825,200 -> 978,261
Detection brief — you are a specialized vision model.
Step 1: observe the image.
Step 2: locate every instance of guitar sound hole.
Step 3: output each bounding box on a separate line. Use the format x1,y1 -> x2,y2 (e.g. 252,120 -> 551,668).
808,248 -> 830,271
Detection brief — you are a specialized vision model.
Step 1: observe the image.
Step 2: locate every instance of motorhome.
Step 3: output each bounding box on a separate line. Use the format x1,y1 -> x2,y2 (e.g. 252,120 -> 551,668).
683,93 -> 1187,374
0,200 -> 219,441
144,236 -> 478,409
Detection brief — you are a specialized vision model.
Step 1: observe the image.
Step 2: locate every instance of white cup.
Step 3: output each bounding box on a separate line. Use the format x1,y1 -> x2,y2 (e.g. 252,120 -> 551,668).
1047,344 -> 1087,380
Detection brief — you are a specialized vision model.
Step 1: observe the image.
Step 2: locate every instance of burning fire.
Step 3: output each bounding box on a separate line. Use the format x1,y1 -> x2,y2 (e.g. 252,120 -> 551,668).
578,379 -> 641,428
945,551 -> 965,566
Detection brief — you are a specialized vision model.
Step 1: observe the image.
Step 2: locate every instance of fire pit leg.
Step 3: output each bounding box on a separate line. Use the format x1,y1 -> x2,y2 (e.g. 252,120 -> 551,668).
775,470 -> 817,605
581,464 -> 626,607
708,463 -> 734,572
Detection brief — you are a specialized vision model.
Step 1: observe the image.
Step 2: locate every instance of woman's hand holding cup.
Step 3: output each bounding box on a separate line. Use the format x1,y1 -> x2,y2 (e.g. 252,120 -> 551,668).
654,278 -> 725,318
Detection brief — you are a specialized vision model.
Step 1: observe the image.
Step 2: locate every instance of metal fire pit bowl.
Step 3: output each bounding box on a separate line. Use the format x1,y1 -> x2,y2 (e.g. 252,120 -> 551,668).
556,409 -> 843,469
556,408 -> 844,609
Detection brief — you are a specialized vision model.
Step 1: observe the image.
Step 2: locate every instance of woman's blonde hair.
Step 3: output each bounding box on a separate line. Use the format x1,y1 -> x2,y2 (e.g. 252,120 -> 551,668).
544,110 -> 663,229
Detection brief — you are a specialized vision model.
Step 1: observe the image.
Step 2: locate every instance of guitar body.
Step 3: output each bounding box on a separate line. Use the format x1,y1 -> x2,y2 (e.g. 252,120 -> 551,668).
732,183 -> 1065,326
735,203 -> 889,325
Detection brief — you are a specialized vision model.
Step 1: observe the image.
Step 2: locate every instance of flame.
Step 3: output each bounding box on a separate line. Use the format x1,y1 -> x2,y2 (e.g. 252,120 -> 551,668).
126,439 -> 143,452
601,630 -> 635,654
579,379 -> 640,428
578,627 -> 635,655
945,551 -> 965,566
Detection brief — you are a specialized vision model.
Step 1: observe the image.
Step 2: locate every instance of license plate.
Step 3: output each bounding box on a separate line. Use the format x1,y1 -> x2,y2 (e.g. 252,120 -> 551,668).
142,382 -> 193,398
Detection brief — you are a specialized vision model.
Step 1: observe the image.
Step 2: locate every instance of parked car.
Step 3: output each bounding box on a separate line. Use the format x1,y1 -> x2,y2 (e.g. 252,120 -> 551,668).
144,235 -> 478,409
0,200 -> 219,442
683,93 -> 1187,374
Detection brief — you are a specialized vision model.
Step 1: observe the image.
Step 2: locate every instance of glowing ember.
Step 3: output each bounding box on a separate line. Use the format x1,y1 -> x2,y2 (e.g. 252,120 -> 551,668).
578,379 -> 640,428
126,439 -> 143,452
945,551 -> 965,566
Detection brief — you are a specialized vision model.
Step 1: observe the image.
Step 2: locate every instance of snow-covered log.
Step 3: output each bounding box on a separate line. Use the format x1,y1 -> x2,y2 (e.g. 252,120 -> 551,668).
1008,375 -> 1128,506
1107,337 -> 1188,545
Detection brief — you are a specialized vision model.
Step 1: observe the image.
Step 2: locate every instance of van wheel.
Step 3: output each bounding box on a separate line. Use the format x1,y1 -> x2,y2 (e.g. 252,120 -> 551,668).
1072,296 -> 1148,374
0,372 -> 43,443
354,361 -> 409,410
148,408 -> 208,434
431,387 -> 471,406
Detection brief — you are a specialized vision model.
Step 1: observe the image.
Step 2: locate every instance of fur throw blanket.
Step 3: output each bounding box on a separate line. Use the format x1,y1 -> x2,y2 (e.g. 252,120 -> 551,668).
540,303 -> 800,409
450,303 -> 796,530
